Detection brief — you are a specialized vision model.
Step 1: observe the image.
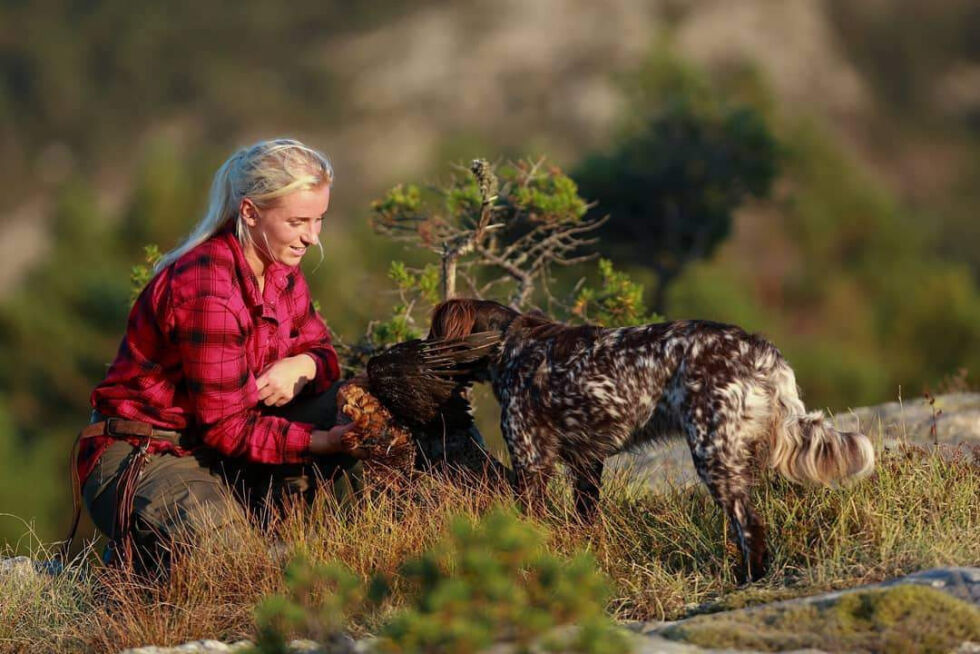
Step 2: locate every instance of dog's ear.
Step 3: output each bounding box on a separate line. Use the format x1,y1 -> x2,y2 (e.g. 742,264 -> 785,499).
428,299 -> 477,340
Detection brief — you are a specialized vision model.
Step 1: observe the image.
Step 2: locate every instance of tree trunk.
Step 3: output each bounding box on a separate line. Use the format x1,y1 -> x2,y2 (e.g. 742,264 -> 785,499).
441,248 -> 457,300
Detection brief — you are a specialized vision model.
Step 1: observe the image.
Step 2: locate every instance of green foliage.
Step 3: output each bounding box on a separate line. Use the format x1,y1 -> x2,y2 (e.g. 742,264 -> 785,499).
372,185 -> 426,227
370,309 -> 421,348
507,163 -> 589,224
0,180 -> 129,447
575,50 -> 779,312
129,244 -> 162,302
0,400 -> 66,549
363,261 -> 441,350
251,555 -> 369,654
362,160 -> 658,365
370,158 -> 600,307
247,509 -> 630,654
0,0 -> 430,205
248,509 -> 631,654
572,259 -> 662,327
378,508 -> 630,653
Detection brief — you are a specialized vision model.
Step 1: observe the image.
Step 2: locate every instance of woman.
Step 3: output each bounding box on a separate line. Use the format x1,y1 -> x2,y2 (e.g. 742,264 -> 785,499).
74,138 -> 363,573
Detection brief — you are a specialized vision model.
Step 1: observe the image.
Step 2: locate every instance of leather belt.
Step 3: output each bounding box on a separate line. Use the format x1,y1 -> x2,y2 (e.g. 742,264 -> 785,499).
80,418 -> 184,445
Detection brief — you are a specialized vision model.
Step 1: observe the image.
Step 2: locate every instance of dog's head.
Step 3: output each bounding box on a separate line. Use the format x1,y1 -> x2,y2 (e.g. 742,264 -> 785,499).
427,299 -> 518,340
427,299 -> 519,382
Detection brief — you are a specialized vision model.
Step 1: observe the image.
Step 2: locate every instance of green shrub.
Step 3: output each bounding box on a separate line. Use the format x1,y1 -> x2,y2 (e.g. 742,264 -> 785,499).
378,508 -> 629,654
251,555 -> 371,654
250,508 -> 632,654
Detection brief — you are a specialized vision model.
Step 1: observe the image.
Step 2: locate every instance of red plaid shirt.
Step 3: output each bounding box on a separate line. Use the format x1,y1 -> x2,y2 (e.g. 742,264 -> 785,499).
82,226 -> 340,482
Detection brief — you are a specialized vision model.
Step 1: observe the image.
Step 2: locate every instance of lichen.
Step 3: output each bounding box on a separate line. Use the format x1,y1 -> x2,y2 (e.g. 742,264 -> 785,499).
661,584 -> 980,653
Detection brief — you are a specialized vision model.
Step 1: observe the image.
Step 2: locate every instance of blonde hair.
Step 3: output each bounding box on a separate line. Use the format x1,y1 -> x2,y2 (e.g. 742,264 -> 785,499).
155,138 -> 334,272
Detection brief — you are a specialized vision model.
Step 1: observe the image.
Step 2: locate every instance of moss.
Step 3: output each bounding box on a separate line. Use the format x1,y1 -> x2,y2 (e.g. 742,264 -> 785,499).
662,584 -> 980,653
686,586 -> 806,617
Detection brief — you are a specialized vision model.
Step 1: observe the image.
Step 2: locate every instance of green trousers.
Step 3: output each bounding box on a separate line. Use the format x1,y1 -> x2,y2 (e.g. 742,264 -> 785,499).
82,383 -> 361,573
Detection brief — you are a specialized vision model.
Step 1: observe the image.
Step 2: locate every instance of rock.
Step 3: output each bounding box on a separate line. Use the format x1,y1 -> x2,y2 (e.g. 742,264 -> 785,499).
117,636 -> 363,654
0,555 -> 62,584
607,440 -> 701,489
174,641 -> 231,653
0,555 -> 36,578
120,642 -> 235,654
832,392 -> 980,447
1,555 -> 66,579
646,567 -> 980,652
629,632 -> 734,653
879,567 -> 980,606
609,393 -> 980,489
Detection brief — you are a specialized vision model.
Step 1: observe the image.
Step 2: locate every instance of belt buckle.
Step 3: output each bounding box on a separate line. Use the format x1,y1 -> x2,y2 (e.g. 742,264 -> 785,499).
105,417 -> 123,438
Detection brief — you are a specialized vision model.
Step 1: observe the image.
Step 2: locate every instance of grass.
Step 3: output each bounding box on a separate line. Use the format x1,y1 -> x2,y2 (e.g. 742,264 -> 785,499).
1,438 -> 978,653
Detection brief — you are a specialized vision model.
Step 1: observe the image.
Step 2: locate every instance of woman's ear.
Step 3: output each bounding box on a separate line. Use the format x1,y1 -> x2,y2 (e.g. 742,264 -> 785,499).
239,197 -> 259,228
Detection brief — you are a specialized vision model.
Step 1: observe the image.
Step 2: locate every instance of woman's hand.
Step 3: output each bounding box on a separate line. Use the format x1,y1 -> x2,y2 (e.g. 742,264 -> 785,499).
256,354 -> 317,406
310,423 -> 369,458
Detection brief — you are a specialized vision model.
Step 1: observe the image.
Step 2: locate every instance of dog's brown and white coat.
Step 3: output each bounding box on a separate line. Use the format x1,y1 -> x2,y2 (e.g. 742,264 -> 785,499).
428,299 -> 874,582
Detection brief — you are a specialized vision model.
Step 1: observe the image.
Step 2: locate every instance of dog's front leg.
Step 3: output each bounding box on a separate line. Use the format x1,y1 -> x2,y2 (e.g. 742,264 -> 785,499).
501,413 -> 555,516
513,463 -> 552,515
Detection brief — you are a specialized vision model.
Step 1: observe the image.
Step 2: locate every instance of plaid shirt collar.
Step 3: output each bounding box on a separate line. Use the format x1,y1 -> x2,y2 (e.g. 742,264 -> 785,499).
220,224 -> 297,320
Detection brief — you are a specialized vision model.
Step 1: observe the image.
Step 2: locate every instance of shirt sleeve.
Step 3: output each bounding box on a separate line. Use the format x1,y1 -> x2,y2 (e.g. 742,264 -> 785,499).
287,283 -> 341,394
172,295 -> 313,464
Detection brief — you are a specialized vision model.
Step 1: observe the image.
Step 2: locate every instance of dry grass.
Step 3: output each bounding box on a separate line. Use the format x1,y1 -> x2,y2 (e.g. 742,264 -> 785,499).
2,437 -> 978,653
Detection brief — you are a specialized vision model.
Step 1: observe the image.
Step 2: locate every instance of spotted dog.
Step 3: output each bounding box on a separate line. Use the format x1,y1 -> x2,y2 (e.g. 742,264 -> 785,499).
428,299 -> 875,582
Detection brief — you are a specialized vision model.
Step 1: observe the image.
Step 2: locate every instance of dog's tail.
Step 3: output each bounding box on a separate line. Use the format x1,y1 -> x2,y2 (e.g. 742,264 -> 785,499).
767,358 -> 875,485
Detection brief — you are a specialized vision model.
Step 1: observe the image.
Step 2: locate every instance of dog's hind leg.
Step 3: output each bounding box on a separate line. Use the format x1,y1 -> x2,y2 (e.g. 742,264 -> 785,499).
688,415 -> 769,584
571,458 -> 604,522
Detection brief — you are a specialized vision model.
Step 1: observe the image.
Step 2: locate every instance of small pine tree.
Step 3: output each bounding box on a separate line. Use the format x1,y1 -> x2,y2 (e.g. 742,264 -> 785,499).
251,510 -> 632,654
378,508 -> 630,654
357,158 -> 659,363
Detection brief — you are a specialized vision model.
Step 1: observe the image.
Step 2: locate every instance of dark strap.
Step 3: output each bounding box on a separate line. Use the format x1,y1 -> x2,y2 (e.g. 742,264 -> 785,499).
60,418 -> 186,564
113,441 -> 152,565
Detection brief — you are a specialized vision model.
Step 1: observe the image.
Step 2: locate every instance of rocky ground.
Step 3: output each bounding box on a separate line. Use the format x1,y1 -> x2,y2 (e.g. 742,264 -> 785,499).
4,393 -> 979,653
103,567 -> 980,653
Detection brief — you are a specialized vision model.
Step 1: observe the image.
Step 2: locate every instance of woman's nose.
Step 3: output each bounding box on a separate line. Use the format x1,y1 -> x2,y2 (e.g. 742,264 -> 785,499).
303,222 -> 320,245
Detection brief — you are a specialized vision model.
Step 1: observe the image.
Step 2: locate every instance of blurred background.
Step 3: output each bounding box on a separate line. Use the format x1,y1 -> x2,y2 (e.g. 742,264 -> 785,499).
2,0 -> 980,549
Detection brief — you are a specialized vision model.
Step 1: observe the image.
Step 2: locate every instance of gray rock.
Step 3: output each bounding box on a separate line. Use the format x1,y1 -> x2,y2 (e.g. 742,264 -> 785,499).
735,566 -> 980,612
118,638 -> 346,654
174,641 -> 232,653
878,567 -> 980,606
1,555 -> 65,580
0,555 -> 36,576
831,392 -> 980,446
609,393 -> 980,489
120,642 -> 231,654
640,567 -> 980,652
628,631 -> 828,653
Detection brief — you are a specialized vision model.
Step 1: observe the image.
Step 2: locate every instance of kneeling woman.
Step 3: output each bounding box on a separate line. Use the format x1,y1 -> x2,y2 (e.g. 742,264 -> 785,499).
75,139 -> 363,573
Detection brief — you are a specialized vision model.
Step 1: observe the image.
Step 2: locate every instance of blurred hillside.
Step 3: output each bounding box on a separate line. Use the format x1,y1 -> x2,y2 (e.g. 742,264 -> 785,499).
2,0 -> 980,547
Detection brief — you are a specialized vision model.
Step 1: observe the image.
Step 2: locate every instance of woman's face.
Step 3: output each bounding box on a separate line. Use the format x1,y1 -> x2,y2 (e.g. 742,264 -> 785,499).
241,183 -> 330,272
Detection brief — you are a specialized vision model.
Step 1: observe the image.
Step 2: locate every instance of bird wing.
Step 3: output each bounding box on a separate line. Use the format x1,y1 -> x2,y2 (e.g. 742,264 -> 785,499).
365,332 -> 500,425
